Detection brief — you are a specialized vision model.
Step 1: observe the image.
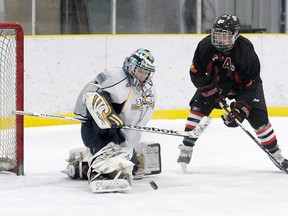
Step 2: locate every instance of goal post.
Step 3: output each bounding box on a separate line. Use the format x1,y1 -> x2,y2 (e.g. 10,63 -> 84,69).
0,22 -> 24,175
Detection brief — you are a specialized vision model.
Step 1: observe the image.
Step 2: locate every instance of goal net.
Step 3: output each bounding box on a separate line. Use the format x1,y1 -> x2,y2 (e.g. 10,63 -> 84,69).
0,22 -> 24,175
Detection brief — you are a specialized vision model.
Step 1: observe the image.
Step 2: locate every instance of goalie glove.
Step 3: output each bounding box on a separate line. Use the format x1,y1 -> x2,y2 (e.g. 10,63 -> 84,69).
85,92 -> 124,129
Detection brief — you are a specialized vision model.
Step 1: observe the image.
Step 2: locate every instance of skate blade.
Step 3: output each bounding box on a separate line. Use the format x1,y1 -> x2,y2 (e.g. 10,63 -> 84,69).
178,162 -> 188,173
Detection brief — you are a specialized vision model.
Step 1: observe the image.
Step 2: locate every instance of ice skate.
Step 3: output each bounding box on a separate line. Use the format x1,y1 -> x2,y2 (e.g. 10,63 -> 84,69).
177,144 -> 193,173
271,149 -> 288,172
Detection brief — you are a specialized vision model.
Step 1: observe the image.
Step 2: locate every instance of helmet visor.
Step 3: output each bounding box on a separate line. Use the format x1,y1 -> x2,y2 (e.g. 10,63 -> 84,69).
134,67 -> 151,82
211,29 -> 236,52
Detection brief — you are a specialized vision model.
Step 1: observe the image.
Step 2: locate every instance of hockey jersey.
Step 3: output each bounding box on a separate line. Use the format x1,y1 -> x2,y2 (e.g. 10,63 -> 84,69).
191,35 -> 262,107
74,67 -> 156,148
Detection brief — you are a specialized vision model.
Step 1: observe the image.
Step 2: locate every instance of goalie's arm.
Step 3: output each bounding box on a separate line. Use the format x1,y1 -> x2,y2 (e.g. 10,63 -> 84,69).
85,91 -> 124,129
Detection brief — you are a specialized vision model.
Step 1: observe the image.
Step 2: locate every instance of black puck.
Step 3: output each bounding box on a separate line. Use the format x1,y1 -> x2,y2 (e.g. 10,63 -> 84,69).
149,180 -> 158,190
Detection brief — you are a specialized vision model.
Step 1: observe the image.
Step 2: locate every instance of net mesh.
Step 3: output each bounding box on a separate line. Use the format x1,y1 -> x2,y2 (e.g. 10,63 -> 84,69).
0,28 -> 17,171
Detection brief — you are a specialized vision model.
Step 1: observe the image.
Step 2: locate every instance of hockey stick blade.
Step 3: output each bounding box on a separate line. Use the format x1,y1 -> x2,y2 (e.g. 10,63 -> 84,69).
219,102 -> 288,175
15,110 -> 210,138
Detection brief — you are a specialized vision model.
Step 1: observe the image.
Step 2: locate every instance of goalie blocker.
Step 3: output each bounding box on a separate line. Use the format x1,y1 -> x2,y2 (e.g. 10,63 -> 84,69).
63,142 -> 161,180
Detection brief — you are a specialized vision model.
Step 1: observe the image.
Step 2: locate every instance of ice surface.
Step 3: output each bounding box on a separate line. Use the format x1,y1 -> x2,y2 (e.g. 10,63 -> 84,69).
1,118 -> 288,215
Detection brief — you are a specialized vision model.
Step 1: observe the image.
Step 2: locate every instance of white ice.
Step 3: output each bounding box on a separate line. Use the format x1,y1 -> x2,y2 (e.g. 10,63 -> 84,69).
1,118 -> 288,216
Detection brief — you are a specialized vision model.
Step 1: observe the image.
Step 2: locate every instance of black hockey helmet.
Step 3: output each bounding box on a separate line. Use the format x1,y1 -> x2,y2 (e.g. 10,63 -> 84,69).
211,14 -> 241,52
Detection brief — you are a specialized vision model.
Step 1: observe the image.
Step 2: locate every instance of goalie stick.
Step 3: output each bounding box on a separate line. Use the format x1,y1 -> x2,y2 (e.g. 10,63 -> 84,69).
219,101 -> 288,175
15,110 -> 210,139
15,110 -> 84,123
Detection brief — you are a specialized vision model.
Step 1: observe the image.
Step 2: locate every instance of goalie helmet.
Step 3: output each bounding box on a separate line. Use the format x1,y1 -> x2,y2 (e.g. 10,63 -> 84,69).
123,48 -> 155,91
211,14 -> 241,52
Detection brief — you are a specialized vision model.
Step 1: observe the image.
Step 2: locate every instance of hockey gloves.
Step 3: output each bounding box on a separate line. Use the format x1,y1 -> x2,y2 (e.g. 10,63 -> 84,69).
199,82 -> 224,107
221,101 -> 251,127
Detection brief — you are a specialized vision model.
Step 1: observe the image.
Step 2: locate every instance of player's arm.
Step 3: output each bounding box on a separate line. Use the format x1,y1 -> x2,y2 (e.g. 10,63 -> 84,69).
189,42 -> 215,88
222,50 -> 260,127
236,51 -> 261,105
190,44 -> 224,106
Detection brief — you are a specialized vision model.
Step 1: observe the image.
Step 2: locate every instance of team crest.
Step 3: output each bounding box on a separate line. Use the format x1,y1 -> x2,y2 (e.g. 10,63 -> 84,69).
131,88 -> 155,110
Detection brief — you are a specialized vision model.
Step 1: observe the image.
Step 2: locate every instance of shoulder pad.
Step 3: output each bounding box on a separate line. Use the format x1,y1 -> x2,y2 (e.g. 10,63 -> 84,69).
94,68 -> 127,88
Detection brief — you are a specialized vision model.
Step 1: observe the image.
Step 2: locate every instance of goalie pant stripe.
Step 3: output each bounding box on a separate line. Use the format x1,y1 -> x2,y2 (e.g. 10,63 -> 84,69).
125,125 -> 179,135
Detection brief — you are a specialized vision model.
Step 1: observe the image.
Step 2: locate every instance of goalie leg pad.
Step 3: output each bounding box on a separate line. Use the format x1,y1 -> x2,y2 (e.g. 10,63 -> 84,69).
87,142 -> 134,192
134,142 -> 161,179
63,147 -> 92,180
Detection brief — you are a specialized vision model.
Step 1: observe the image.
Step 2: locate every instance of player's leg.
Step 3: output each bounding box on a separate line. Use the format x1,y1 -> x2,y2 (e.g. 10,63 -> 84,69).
247,84 -> 288,170
64,142 -> 162,181
64,117 -> 126,180
177,91 -> 213,172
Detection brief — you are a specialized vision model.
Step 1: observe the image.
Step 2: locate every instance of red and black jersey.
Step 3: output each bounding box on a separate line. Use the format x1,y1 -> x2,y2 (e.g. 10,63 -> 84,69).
190,35 -> 261,106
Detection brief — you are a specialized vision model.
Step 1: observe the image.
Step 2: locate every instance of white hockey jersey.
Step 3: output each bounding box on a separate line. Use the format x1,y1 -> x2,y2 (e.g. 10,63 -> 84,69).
74,67 -> 156,148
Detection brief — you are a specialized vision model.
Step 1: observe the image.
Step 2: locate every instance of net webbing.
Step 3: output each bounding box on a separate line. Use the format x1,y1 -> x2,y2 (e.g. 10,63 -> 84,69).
0,29 -> 17,170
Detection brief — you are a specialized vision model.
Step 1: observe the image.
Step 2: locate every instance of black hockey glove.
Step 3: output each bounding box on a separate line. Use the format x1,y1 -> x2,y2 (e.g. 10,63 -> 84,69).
199,82 -> 224,107
221,101 -> 251,128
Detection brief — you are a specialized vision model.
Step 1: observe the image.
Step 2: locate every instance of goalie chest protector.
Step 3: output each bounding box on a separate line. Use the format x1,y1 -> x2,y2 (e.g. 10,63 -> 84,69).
75,68 -> 156,148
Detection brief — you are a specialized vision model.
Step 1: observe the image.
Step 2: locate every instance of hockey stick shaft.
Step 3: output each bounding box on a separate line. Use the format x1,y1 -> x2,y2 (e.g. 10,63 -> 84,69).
15,110 -> 85,123
219,102 -> 286,172
123,116 -> 210,138
123,125 -> 191,138
15,110 -> 210,138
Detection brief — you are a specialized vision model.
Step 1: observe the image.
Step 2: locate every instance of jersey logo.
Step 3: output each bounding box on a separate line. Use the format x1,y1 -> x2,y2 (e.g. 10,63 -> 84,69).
131,88 -> 155,110
222,57 -> 236,80
190,62 -> 197,73
222,57 -> 235,71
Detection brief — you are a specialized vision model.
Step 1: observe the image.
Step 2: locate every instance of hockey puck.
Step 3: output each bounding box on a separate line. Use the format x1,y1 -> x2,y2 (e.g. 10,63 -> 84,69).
149,181 -> 158,190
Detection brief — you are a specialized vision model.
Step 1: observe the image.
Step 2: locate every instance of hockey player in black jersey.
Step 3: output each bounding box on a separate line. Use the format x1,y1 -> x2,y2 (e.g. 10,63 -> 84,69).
177,14 -> 288,173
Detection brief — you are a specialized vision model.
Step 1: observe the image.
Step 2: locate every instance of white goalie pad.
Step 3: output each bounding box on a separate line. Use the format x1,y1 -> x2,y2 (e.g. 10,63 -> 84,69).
66,147 -> 92,163
87,143 -> 134,193
89,178 -> 131,193
134,142 -> 161,176
85,92 -> 124,129
0,158 -> 16,171
63,147 -> 92,180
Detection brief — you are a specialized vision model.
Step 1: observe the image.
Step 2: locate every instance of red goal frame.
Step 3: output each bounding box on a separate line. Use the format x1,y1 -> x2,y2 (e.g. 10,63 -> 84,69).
0,22 -> 24,175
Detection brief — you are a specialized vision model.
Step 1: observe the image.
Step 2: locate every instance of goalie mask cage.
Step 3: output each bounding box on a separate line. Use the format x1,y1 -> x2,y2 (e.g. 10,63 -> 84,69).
0,22 -> 24,175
